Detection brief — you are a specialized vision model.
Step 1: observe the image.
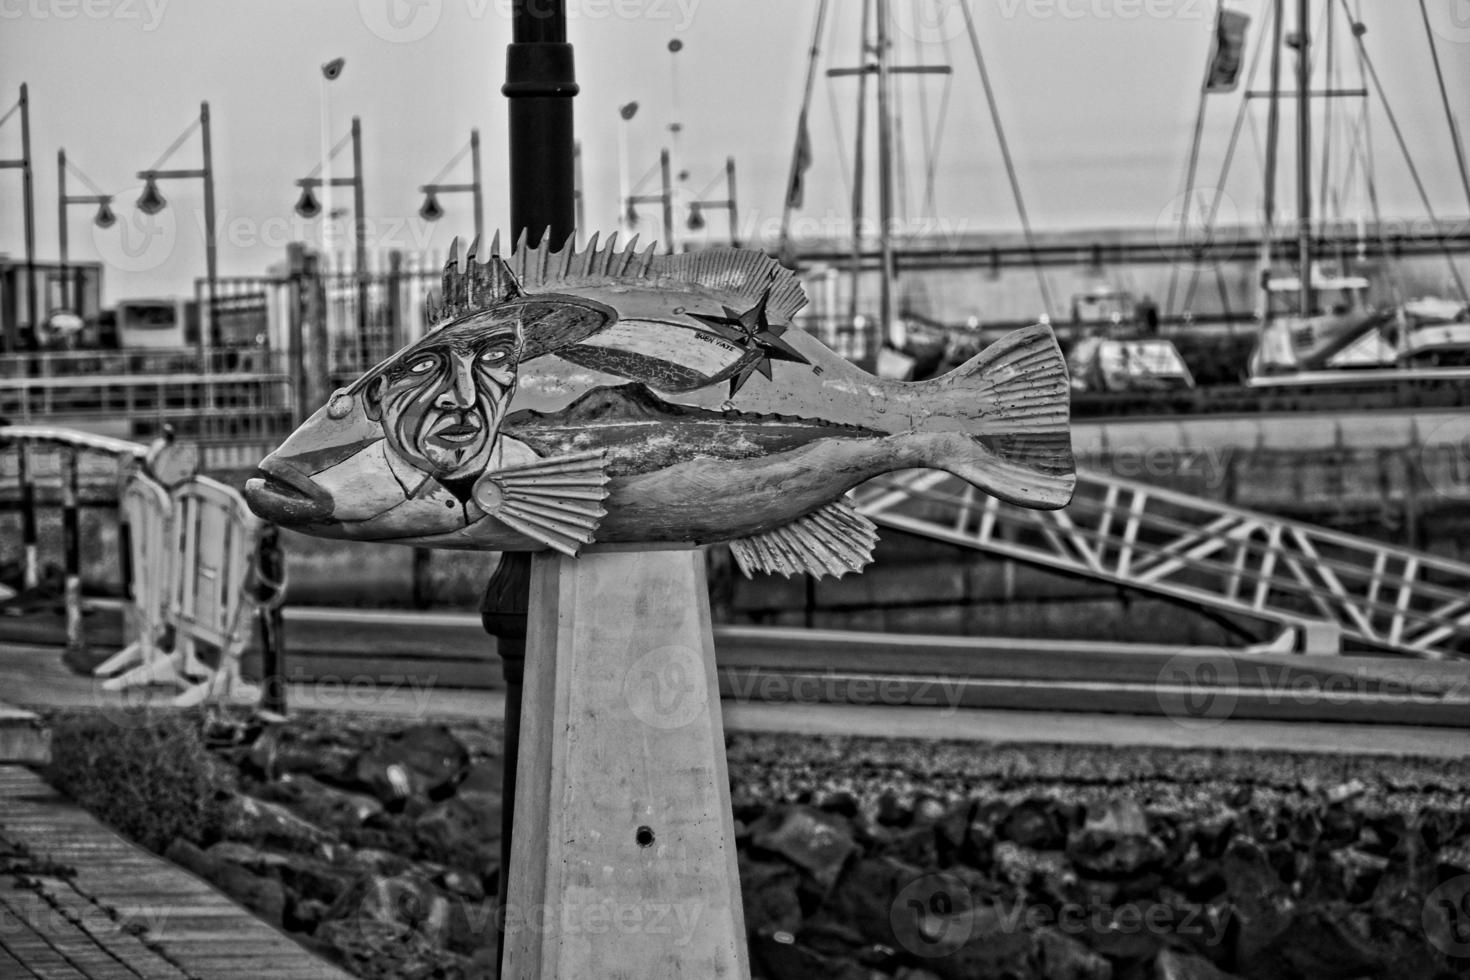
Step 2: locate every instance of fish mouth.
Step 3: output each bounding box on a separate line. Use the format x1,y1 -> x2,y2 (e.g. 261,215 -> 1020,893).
243,455 -> 335,525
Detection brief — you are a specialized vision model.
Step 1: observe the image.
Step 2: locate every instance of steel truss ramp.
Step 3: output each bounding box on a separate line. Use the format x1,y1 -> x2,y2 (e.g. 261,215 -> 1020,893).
852,469 -> 1470,659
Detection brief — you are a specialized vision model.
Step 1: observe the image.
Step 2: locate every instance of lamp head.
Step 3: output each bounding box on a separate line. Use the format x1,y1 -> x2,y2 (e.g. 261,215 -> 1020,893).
686,202 -> 705,231
93,199 -> 116,229
625,201 -> 639,227
418,189 -> 444,222
136,177 -> 167,216
294,185 -> 322,219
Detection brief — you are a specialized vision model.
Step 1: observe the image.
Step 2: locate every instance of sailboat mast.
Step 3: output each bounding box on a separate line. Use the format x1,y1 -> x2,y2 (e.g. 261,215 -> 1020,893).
848,0 -> 872,332
1260,0 -> 1284,315
875,0 -> 897,351
1295,0 -> 1313,316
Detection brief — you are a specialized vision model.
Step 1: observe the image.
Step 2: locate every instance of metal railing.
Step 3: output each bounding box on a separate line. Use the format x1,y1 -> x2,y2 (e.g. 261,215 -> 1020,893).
854,466 -> 1470,659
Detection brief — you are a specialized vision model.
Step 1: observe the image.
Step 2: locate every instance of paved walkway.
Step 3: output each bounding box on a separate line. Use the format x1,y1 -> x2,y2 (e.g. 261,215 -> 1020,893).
0,765 -> 355,980
1,643 -> 1466,758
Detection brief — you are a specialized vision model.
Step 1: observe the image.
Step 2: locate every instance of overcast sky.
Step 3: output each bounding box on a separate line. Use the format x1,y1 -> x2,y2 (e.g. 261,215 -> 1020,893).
2,0 -> 1468,303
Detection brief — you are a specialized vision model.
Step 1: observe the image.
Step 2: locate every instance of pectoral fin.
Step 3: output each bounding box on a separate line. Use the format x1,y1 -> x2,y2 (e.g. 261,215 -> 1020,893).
472,449 -> 610,556
729,497 -> 879,579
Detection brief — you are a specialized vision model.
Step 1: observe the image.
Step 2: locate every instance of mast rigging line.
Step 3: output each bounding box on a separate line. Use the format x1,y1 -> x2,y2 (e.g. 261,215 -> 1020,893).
1169,2 -> 1272,319
1418,0 -> 1470,219
1341,0 -> 1469,307
957,0 -> 1056,322
779,0 -> 831,261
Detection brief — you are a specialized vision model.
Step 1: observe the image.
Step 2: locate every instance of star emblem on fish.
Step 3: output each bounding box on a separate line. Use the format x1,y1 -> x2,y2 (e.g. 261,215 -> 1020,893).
689,289 -> 812,395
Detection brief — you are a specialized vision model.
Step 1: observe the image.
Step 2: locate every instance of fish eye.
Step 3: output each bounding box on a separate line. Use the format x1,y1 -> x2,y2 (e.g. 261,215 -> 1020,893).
408,357 -> 436,374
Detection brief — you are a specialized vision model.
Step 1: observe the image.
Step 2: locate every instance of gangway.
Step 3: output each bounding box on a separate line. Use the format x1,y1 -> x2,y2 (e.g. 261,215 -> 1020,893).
853,468 -> 1470,659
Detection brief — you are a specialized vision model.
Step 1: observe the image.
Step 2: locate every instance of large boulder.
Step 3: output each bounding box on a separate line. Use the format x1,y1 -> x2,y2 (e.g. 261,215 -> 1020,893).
413,795 -> 501,872
354,725 -> 469,806
750,806 -> 859,892
261,772 -> 384,831
1069,798 -> 1169,880
248,725 -> 365,785
221,793 -> 338,854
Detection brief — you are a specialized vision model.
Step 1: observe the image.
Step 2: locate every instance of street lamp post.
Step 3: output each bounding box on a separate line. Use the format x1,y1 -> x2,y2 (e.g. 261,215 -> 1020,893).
134,101 -> 219,357
616,102 -> 638,234
293,116 -> 369,365
417,128 -> 484,244
488,1 -> 577,975
686,155 -> 740,247
57,149 -> 116,313
0,83 -> 37,352
626,148 -> 675,253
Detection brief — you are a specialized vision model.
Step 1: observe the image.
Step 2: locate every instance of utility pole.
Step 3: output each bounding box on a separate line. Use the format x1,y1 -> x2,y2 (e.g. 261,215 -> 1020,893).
875,0 -> 896,353
489,2 -> 577,975
1295,0 -> 1313,318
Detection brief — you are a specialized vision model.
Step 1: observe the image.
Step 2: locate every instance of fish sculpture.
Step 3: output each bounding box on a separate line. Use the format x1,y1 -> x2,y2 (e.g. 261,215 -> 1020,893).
243,234 -> 1075,578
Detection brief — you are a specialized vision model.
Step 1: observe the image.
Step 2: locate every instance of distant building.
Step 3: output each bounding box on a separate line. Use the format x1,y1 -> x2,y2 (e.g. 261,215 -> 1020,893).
0,256 -> 104,349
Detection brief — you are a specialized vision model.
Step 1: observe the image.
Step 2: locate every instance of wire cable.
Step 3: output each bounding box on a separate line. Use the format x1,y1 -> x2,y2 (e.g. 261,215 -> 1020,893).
958,0 -> 1054,321
1344,0 -> 1468,305
778,0 -> 831,259
145,116 -> 202,172
1419,0 -> 1470,217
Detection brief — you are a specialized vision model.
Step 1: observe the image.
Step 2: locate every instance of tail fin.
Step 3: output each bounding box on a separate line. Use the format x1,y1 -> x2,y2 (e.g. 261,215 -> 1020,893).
919,323 -> 1075,509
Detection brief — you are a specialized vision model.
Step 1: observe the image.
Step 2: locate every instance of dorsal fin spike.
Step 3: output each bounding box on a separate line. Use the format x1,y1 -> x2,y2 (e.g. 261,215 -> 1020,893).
447,237 -> 462,270
538,226 -> 554,281
619,234 -> 641,275
601,232 -> 620,274
512,228 -> 530,280
580,232 -> 601,276
489,229 -> 501,258
558,232 -> 576,277
638,242 -> 658,276
465,234 -> 481,265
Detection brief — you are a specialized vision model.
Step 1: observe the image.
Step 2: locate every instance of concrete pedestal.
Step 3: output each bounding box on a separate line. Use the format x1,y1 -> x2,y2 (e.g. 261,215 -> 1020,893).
504,547 -> 749,979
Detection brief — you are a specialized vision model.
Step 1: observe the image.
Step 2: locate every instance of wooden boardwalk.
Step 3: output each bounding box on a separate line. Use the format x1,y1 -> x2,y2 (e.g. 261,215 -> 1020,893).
0,766 -> 354,980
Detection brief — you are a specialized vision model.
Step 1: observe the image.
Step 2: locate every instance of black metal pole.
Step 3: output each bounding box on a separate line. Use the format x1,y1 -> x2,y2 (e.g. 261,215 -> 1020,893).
504,4 -> 578,247
352,116 -> 371,368
491,3 -> 576,975
21,83 -> 36,351
1294,0 -> 1312,318
61,448 -> 85,663
726,156 -> 740,248
660,147 -> 674,253
57,149 -> 68,312
18,442 -> 38,590
254,525 -> 288,717
470,128 -> 485,244
201,102 -> 219,351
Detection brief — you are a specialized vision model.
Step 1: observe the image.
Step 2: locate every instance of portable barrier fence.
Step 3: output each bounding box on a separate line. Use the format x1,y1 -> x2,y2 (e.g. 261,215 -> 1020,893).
0,425 -> 287,709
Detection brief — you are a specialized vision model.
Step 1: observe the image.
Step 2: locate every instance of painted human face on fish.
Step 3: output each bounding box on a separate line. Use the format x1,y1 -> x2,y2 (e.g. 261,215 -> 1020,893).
363,321 -> 523,482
